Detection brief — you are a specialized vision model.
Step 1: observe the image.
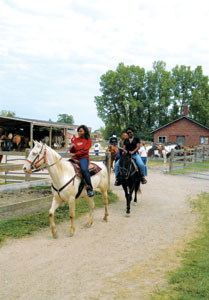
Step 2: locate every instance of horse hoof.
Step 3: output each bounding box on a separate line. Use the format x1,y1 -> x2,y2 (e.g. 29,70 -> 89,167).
125,212 -> 130,217
52,233 -> 58,239
85,222 -> 93,228
133,202 -> 137,206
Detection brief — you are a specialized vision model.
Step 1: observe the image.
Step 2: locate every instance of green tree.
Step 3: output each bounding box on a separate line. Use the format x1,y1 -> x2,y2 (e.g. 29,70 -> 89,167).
95,63 -> 147,138
151,61 -> 173,127
95,61 -> 209,139
171,65 -> 193,115
0,110 -> 16,117
57,114 -> 74,124
190,66 -> 209,127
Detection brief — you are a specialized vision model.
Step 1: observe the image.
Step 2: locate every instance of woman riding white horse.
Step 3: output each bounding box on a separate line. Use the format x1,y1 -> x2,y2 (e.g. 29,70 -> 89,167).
23,141 -> 109,238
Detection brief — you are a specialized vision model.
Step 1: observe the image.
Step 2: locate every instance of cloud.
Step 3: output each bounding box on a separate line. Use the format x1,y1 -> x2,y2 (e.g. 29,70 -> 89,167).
0,0 -> 209,129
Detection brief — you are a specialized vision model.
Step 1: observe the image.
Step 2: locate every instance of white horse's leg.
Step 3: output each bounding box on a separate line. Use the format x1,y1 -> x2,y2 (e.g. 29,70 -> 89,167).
101,189 -> 109,221
86,196 -> 95,227
49,196 -> 61,238
69,197 -> 76,236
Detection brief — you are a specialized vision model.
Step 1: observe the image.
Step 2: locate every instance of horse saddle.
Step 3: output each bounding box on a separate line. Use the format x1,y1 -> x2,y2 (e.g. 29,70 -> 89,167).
68,158 -> 102,178
69,159 -> 102,199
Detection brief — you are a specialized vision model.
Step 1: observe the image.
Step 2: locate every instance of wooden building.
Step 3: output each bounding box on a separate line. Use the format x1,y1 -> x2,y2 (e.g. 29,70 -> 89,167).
0,115 -> 78,150
151,108 -> 209,146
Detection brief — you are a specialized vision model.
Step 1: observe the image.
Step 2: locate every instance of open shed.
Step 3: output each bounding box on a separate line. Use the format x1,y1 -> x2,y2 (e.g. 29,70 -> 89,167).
0,115 -> 78,150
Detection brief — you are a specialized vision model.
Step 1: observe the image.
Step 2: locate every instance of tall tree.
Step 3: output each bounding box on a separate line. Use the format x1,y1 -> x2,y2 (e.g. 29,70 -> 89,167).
95,63 -> 146,138
0,110 -> 16,117
57,114 -> 74,124
190,66 -> 209,126
171,65 -> 193,115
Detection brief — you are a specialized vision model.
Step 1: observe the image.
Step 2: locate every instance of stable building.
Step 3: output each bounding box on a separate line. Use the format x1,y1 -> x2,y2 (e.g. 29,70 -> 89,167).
0,115 -> 78,150
151,107 -> 209,146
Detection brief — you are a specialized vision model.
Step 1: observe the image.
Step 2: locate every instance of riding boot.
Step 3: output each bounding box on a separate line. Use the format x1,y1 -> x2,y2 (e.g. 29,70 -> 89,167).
140,176 -> 147,184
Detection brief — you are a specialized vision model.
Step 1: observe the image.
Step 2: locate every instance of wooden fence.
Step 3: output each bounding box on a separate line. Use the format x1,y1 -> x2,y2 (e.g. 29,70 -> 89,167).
169,145 -> 209,180
0,149 -> 111,187
0,150 -> 111,220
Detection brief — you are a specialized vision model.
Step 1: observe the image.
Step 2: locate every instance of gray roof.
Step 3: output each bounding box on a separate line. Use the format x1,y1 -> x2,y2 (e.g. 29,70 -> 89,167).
0,115 -> 78,129
151,116 -> 209,133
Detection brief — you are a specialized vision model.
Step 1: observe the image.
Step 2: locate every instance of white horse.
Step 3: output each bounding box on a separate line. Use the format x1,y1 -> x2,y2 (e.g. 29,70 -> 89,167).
23,141 -> 109,238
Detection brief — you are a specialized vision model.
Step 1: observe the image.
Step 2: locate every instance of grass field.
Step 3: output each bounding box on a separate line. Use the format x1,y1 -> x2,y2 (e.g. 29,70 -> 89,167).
0,189 -> 118,245
152,192 -> 209,300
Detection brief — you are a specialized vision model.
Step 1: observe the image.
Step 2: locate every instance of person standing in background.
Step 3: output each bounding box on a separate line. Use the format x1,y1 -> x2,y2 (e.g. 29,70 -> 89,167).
139,141 -> 147,176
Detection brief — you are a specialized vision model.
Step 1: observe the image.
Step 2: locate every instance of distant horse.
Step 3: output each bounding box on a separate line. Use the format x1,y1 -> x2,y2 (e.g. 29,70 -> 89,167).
118,153 -> 141,216
41,136 -> 50,145
108,144 -> 118,170
12,135 -> 22,151
22,136 -> 30,148
23,142 -> 109,238
147,144 -> 158,158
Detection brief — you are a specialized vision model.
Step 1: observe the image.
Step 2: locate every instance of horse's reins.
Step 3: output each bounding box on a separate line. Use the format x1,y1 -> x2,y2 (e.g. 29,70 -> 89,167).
26,144 -> 62,173
26,144 -> 78,197
119,156 -> 138,180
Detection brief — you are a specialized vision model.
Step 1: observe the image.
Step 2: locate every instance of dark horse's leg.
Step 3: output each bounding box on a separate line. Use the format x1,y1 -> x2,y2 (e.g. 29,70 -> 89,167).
122,182 -> 136,215
122,184 -> 131,215
133,179 -> 140,204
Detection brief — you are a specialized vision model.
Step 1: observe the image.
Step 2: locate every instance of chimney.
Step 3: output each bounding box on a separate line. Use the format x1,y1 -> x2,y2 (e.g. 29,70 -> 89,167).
183,105 -> 188,116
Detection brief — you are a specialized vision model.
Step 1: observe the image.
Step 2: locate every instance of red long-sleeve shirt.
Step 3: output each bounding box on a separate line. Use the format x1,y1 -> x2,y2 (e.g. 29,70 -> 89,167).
69,137 -> 92,160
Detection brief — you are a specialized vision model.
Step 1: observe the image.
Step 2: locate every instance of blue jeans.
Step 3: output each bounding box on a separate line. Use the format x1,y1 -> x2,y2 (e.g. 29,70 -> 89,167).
141,156 -> 147,176
79,158 -> 93,190
115,153 -> 145,177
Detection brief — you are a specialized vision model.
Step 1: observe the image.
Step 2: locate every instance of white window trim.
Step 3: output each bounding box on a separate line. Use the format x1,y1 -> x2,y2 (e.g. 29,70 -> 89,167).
158,136 -> 167,143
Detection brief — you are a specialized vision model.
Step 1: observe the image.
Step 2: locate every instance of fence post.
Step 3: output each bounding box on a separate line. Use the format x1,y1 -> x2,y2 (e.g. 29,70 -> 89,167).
4,154 -> 8,184
194,147 -> 197,163
105,151 -> 111,189
25,148 -> 31,181
169,149 -> 174,173
202,146 -> 205,163
183,148 -> 186,167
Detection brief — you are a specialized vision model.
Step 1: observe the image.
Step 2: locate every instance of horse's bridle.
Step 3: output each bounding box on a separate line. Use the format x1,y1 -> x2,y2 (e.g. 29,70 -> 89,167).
26,144 -> 62,172
119,156 -> 138,180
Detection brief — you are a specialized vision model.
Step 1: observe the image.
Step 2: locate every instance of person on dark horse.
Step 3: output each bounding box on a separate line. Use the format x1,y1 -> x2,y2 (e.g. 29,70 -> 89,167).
114,127 -> 147,186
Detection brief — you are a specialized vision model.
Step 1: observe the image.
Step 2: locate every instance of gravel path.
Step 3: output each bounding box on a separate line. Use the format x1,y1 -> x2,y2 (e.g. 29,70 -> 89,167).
0,170 -> 208,300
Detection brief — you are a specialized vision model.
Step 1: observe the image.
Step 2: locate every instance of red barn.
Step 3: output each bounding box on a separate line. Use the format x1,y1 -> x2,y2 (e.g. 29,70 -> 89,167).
151,108 -> 209,146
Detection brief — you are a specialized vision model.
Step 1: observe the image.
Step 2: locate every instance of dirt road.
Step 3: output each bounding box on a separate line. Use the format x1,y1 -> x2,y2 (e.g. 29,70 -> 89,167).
0,170 -> 208,300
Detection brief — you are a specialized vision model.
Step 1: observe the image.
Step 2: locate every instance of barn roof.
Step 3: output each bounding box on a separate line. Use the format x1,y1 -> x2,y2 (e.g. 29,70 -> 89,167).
0,115 -> 78,129
151,116 -> 209,133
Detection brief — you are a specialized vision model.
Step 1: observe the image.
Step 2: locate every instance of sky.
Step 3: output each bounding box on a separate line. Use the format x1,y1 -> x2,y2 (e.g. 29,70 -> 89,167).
0,0 -> 209,131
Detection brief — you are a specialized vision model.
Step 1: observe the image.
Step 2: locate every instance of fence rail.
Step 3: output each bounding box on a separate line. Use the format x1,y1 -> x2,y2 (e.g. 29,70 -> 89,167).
0,149 -> 111,189
169,145 -> 209,180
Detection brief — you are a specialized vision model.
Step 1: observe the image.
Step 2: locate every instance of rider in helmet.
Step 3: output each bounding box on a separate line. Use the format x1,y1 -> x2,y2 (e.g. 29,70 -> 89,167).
109,134 -> 118,146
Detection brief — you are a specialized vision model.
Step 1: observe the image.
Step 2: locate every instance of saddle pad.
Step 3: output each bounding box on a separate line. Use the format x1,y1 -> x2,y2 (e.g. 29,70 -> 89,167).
69,159 -> 102,178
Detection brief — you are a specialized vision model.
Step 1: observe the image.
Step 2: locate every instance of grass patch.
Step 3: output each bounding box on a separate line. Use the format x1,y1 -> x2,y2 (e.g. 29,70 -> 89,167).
147,160 -> 165,168
0,190 -> 118,245
152,192 -> 209,300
